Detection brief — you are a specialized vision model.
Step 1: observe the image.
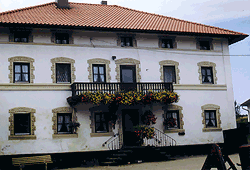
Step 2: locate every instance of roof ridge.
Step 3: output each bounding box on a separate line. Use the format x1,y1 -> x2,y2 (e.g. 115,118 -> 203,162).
0,2 -> 56,15
108,4 -> 246,35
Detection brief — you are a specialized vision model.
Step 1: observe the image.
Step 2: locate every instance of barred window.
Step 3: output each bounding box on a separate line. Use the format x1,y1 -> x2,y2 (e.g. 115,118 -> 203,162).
56,63 -> 71,83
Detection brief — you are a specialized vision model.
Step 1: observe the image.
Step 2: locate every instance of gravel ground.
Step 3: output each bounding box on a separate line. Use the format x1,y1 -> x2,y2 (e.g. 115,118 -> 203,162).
58,154 -> 241,170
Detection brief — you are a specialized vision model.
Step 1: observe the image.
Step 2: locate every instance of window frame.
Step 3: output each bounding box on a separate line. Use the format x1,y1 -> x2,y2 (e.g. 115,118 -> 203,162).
204,110 -> 217,128
197,61 -> 217,84
163,105 -> 184,133
14,113 -> 31,135
95,112 -> 109,133
201,104 -> 222,132
57,113 -> 72,134
92,64 -> 106,83
159,60 -> 180,84
52,107 -> 78,138
90,108 -> 114,137
196,38 -> 213,51
51,57 -> 76,84
165,110 -> 180,129
87,58 -> 111,83
8,56 -> 35,84
158,36 -> 176,49
51,30 -> 73,44
9,28 -> 33,43
14,62 -> 30,83
8,107 -> 36,140
55,33 -> 69,44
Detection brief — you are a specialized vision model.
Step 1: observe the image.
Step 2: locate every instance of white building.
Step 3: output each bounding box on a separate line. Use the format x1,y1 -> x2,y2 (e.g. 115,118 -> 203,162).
0,0 -> 248,156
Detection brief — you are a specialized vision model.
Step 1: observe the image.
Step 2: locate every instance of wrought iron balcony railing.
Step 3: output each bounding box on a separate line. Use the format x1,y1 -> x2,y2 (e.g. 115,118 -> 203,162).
71,82 -> 173,96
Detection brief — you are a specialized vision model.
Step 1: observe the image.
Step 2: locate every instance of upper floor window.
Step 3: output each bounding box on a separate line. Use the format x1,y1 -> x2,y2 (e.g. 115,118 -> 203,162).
14,32 -> 29,43
201,67 -> 214,84
121,37 -> 133,47
93,64 -> 106,83
55,33 -> 69,44
56,63 -> 71,83
199,41 -> 210,50
161,39 -> 173,48
163,66 -> 176,83
57,113 -> 72,134
14,63 -> 30,83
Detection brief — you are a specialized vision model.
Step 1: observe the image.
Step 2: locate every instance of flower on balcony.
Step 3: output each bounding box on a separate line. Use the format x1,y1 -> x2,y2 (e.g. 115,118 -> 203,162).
67,90 -> 179,106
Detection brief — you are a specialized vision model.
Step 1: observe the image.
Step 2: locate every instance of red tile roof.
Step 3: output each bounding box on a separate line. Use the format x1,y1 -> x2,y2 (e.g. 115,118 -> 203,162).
0,2 -> 248,43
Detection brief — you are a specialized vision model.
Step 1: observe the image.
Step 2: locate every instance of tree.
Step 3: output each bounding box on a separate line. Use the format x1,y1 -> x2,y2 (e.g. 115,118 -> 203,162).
234,100 -> 241,118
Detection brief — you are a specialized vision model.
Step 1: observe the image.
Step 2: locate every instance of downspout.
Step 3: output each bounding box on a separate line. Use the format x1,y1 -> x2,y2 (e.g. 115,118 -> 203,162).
241,106 -> 250,122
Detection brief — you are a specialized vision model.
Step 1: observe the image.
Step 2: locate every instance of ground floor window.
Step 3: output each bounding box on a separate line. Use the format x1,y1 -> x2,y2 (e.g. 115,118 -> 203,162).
205,110 -> 217,128
14,113 -> 30,135
57,113 -> 72,134
165,110 -> 180,129
95,112 -> 109,133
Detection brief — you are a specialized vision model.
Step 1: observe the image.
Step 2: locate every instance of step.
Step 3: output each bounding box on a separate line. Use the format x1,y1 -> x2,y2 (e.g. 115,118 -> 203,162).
112,153 -> 127,157
107,157 -> 123,161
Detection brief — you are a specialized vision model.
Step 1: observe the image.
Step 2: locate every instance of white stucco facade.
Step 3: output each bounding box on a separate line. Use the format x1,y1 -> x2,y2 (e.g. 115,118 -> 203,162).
0,28 -> 237,155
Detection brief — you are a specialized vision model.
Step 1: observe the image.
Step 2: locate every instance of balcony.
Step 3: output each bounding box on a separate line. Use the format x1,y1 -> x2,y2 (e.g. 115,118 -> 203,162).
71,82 -> 173,96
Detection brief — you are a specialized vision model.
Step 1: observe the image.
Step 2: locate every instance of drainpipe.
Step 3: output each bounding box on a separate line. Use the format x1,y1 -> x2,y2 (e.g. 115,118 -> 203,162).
241,106 -> 250,122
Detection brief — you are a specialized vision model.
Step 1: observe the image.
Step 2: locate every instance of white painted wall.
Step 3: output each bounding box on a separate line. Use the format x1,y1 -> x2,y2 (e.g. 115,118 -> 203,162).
0,28 -> 236,155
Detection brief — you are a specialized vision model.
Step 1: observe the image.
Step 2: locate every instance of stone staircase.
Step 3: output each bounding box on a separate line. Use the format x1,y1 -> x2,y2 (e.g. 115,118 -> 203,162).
100,146 -> 173,166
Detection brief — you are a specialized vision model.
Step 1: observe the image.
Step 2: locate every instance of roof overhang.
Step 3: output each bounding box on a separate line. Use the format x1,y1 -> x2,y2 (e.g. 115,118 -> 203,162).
241,99 -> 250,106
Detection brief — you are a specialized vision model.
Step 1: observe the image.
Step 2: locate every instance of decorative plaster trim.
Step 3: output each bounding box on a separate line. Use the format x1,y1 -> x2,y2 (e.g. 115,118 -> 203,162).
159,60 -> 180,84
115,58 -> 141,82
87,58 -> 111,82
0,83 -> 71,91
197,61 -> 217,84
8,107 -> 36,140
163,104 -> 185,133
8,56 -> 35,83
173,84 -> 227,91
52,107 -> 76,137
51,57 -> 76,83
201,104 -> 222,132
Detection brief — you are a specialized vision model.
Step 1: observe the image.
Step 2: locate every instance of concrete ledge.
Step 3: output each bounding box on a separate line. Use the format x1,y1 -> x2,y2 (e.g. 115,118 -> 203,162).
52,134 -> 78,139
90,132 -> 114,137
8,135 -> 37,140
0,83 -> 71,91
202,128 -> 222,132
174,84 -> 227,91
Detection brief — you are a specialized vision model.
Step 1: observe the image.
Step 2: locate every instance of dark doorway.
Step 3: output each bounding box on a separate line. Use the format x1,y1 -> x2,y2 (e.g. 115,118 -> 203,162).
122,109 -> 140,147
120,65 -> 136,91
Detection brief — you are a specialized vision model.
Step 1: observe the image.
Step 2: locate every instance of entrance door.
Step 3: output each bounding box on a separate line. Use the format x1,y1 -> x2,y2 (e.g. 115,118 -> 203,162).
120,65 -> 136,91
122,109 -> 140,146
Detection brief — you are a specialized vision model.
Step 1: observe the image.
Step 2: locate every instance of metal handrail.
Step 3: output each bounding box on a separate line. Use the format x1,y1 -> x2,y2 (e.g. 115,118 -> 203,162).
107,133 -> 122,150
102,133 -> 119,147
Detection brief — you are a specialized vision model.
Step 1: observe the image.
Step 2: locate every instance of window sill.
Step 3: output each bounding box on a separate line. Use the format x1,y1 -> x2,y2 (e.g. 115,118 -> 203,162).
202,128 -> 222,132
56,82 -> 71,84
164,129 -> 185,133
52,134 -> 78,139
8,135 -> 36,140
90,132 -> 114,137
14,82 -> 30,84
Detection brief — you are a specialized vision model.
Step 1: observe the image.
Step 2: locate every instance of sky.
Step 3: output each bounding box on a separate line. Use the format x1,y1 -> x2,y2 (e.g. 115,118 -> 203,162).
0,0 -> 249,114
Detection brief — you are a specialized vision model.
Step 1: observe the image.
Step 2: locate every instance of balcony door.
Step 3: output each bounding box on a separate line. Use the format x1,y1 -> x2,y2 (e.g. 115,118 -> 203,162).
120,65 -> 136,91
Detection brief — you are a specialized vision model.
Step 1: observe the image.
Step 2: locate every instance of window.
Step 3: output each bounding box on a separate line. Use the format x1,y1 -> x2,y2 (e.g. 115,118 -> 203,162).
164,110 -> 179,129
93,64 -> 106,83
57,113 -> 72,134
163,105 -> 184,133
95,112 -> 109,133
161,39 -> 173,48
201,104 -> 222,132
14,32 -> 29,43
8,56 -> 35,83
87,58 -> 111,83
52,107 -> 77,138
163,66 -> 176,83
201,67 -> 213,84
14,63 -> 30,83
115,58 -> 141,83
56,63 -> 71,83
55,33 -> 69,44
159,60 -> 180,84
197,61 -> 217,84
121,37 -> 133,47
199,41 -> 210,50
51,57 -> 76,84
205,110 -> 217,128
8,107 -> 36,140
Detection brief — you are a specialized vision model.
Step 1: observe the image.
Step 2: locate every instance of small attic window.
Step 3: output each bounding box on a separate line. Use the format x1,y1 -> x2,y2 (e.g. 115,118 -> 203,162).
199,41 -> 211,50
55,33 -> 69,44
